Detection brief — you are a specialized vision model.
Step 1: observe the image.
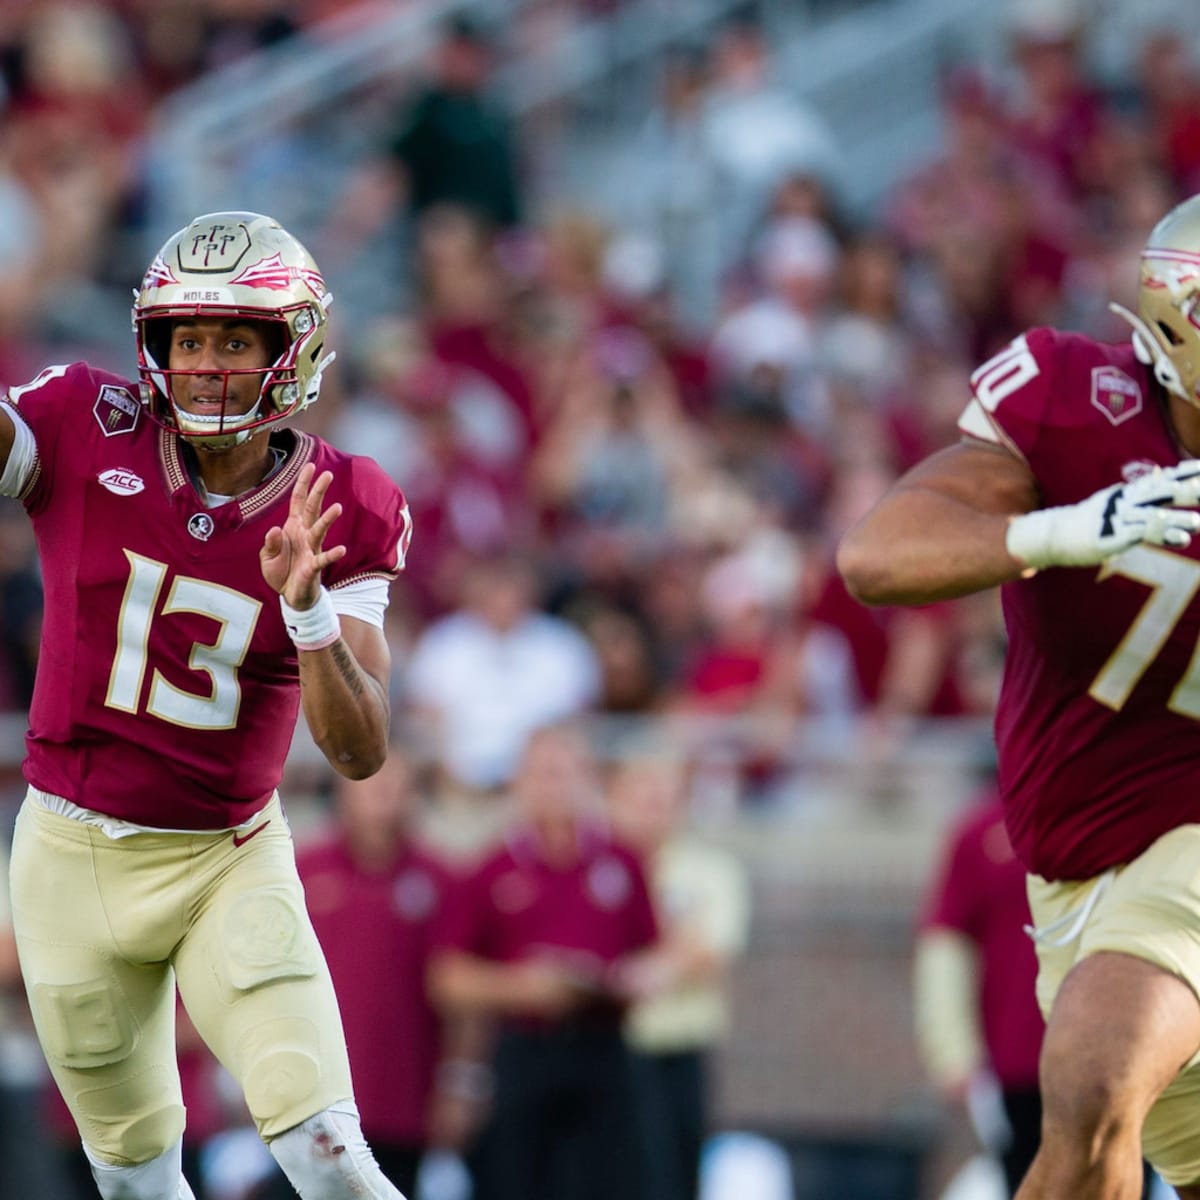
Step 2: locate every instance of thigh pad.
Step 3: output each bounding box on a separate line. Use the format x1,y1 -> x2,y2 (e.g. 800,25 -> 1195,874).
219,884 -> 319,993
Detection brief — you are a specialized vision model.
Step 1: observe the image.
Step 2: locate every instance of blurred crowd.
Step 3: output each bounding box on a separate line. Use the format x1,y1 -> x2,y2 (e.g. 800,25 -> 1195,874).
2,0 -> 1200,1195
6,2 -> 1197,800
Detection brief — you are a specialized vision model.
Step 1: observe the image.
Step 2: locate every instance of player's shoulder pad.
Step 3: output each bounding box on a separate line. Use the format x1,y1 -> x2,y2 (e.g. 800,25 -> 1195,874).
1027,325 -> 1122,377
5,361 -> 132,407
964,326 -> 1124,451
315,440 -> 412,580
1028,326 -> 1143,428
4,362 -> 142,451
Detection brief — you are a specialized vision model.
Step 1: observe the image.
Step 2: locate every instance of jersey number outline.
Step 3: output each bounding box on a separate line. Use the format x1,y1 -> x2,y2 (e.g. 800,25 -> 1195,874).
105,551 -> 262,730
7,363 -> 70,405
971,335 -> 1040,412
967,342 -> 1200,717
1089,544 -> 1200,718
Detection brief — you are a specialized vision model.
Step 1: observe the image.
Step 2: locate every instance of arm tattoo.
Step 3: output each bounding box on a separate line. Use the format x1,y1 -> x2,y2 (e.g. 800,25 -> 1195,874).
329,640 -> 366,700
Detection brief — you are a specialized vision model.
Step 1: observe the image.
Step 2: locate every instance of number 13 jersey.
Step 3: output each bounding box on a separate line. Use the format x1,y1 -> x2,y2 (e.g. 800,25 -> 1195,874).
961,327 -> 1200,882
4,362 -> 411,830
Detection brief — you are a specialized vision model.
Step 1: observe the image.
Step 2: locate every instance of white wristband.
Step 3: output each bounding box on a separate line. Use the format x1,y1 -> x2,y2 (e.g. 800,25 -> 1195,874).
1004,509 -> 1058,570
280,587 -> 341,651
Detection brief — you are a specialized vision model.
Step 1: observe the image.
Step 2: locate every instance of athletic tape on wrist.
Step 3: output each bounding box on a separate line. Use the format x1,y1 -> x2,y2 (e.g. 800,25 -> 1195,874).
280,587 -> 341,651
1004,510 -> 1055,571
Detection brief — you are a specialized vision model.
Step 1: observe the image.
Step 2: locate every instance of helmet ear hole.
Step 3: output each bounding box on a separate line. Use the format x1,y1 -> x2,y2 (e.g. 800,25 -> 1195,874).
1158,320 -> 1186,348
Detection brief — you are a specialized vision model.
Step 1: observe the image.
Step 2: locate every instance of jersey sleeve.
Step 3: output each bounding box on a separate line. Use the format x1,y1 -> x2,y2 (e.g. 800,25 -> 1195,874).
325,453 -> 413,591
956,329 -> 1062,466
4,361 -> 142,515
2,362 -> 96,513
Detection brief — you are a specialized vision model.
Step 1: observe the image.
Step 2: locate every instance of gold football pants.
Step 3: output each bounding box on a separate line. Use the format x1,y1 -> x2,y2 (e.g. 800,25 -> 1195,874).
9,792 -> 353,1164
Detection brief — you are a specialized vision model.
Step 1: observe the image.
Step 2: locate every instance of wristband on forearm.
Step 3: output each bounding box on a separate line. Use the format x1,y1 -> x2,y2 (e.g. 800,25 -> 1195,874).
280,587 -> 341,651
1004,509 -> 1058,570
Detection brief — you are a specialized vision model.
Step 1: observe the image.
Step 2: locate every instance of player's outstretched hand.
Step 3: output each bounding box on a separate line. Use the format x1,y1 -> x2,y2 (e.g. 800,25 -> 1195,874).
1006,462 -> 1200,569
260,463 -> 347,607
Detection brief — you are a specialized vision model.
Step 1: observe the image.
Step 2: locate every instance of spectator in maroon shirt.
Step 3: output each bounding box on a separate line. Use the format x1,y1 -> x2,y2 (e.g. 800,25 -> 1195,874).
428,722 -> 660,1200
915,791 -> 1044,1195
1004,1 -> 1111,204
1136,32 -> 1200,195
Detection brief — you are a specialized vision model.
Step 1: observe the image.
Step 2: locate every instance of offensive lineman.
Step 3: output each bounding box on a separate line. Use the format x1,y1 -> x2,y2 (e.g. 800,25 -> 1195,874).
839,193 -> 1200,1197
0,212 -> 413,1200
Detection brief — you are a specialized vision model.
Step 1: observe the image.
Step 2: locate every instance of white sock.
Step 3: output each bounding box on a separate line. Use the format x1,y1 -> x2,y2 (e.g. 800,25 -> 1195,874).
268,1100 -> 406,1199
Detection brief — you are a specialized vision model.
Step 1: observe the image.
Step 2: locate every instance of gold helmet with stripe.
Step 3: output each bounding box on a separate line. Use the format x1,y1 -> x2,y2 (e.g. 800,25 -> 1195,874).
133,211 -> 335,448
1112,194 -> 1200,409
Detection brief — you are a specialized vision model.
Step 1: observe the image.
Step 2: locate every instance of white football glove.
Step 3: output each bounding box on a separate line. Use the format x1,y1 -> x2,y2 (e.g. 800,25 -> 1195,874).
1006,463 -> 1200,569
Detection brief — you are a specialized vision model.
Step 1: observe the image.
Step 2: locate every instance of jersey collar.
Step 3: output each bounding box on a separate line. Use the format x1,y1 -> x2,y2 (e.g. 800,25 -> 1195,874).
159,425 -> 317,521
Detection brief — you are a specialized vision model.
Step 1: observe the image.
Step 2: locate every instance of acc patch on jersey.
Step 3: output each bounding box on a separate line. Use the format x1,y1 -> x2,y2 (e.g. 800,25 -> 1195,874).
1090,366 -> 1143,427
93,385 -> 140,437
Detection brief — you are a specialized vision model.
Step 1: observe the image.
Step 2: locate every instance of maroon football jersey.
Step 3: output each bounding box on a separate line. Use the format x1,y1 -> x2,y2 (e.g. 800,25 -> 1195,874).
960,328 -> 1200,880
6,362 -> 410,829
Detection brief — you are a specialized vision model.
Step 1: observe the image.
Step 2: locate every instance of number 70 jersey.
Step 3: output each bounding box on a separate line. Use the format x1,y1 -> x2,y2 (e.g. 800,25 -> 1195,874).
6,362 -> 411,830
960,327 -> 1200,882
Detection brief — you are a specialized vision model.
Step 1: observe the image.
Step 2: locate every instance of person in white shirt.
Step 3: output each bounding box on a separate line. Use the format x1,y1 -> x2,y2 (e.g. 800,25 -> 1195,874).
406,554 -> 601,800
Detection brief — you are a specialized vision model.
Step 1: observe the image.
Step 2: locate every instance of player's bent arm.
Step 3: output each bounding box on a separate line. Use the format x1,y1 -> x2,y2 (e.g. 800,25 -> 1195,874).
427,950 -> 582,1019
913,928 -> 984,1094
298,614 -> 391,780
837,441 -> 1040,606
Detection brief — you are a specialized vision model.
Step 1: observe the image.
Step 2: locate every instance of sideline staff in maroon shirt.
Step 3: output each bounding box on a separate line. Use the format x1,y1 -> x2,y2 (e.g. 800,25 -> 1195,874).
429,722 -> 659,1200
917,792 -> 1044,1195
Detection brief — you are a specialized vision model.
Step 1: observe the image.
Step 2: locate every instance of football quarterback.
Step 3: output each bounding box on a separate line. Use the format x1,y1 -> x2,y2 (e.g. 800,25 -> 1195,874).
0,212 -> 412,1200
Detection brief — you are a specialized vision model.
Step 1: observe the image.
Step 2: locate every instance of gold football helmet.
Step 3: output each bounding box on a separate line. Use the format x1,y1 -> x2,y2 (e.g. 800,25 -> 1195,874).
1111,193 -> 1200,409
133,211 -> 335,448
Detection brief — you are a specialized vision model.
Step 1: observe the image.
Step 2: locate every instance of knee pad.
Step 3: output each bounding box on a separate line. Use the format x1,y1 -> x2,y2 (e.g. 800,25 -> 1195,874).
84,1137 -> 197,1200
268,1101 -> 407,1199
239,1016 -> 323,1129
70,1074 -> 185,1167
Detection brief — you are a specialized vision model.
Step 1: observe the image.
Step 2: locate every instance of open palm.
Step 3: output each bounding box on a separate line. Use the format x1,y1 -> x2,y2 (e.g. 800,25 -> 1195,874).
260,463 -> 346,608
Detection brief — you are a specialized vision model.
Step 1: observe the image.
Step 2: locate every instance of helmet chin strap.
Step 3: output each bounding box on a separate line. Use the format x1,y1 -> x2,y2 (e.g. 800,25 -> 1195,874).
174,397 -> 265,448
192,428 -> 257,453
